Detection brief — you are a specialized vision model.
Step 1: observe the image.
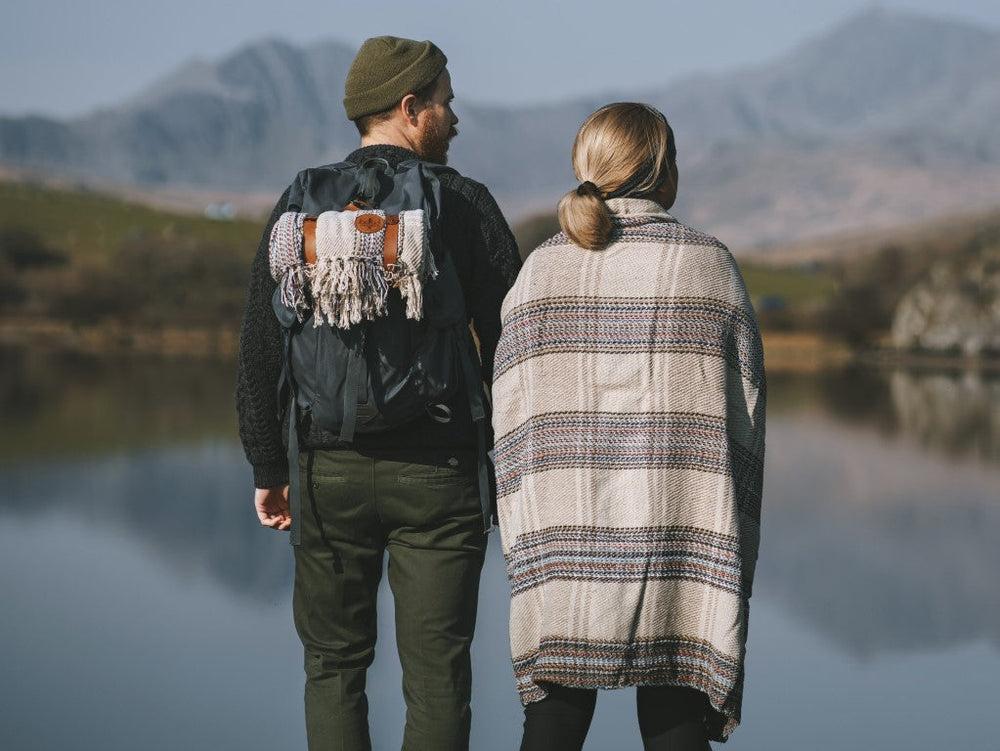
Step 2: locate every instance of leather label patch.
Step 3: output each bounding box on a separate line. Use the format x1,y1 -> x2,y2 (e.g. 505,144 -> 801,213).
355,214 -> 385,234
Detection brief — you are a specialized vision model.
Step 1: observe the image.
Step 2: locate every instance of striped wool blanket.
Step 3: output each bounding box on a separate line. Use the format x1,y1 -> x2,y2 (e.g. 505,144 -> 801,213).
492,198 -> 766,742
268,208 -> 434,328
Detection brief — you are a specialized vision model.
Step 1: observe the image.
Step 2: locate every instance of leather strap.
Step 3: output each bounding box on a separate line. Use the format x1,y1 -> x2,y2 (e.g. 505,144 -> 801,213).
303,217 -> 317,265
383,216 -> 399,273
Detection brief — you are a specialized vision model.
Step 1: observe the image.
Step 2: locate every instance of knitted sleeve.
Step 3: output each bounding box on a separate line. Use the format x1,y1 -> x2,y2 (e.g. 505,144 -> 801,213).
444,177 -> 522,385
236,186 -> 291,489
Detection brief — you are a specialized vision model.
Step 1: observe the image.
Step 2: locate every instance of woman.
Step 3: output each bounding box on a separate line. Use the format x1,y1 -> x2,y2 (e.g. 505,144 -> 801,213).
492,103 -> 766,750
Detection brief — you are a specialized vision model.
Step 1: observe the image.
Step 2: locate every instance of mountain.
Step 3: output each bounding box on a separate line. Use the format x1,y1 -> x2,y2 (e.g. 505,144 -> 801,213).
2,8 -> 999,248
0,39 -> 359,190
647,8 -> 1000,146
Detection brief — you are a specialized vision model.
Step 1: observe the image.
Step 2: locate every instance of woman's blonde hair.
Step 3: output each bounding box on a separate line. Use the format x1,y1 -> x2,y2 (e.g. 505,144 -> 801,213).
557,102 -> 677,250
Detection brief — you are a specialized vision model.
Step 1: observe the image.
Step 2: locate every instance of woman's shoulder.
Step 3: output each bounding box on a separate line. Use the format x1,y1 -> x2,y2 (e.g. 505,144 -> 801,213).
613,217 -> 752,304
614,215 -> 728,252
517,221 -> 738,280
518,230 -> 574,260
516,232 -> 577,271
500,235 -> 575,311
666,222 -> 752,305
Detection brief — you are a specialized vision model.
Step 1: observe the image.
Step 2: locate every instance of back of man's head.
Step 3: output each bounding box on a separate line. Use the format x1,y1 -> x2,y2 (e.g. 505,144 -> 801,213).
344,36 -> 447,126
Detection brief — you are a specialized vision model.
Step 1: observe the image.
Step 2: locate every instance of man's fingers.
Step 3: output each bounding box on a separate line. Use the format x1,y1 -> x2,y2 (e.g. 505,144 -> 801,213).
254,489 -> 292,529
258,510 -> 292,529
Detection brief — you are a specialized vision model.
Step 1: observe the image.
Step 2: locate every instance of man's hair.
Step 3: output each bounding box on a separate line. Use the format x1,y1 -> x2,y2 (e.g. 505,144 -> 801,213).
353,75 -> 440,137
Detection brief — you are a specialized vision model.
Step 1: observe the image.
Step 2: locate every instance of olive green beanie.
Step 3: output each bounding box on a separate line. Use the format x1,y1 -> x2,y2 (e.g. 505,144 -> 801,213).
343,36 -> 448,121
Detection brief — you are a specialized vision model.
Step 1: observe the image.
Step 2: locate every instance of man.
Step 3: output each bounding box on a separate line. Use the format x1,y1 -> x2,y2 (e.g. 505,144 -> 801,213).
236,36 -> 521,751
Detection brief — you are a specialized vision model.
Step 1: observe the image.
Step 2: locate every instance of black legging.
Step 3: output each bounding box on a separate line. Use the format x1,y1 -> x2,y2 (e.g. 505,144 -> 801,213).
519,685 -> 710,751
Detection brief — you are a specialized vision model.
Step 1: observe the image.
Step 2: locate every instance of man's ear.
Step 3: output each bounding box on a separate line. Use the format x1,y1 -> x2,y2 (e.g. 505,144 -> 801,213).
400,93 -> 420,126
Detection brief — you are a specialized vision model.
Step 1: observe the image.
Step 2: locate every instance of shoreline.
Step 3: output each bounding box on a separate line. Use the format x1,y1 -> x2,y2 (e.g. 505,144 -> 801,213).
2,319 -> 998,373
0,318 -> 239,359
760,332 -> 1000,374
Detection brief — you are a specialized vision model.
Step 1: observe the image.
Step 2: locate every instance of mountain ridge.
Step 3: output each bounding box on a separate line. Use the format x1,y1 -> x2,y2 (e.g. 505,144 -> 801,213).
2,7 -> 999,247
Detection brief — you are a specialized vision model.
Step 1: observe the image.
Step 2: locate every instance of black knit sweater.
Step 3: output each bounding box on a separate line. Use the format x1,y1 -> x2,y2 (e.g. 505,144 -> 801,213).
236,145 -> 522,488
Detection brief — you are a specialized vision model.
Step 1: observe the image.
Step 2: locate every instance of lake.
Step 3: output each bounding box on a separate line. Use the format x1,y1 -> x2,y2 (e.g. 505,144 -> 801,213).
2,347 -> 999,750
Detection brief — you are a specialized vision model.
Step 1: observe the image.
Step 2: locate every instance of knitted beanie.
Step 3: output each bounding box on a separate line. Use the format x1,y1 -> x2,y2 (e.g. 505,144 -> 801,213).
343,36 -> 447,121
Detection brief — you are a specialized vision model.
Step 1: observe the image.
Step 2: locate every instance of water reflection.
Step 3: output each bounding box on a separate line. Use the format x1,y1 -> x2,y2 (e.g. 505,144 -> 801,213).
760,413 -> 1000,657
769,366 -> 1000,464
2,351 -> 999,645
890,369 -> 1000,462
2,443 -> 291,602
761,366 -> 1000,658
2,350 -> 999,750
0,345 -> 238,460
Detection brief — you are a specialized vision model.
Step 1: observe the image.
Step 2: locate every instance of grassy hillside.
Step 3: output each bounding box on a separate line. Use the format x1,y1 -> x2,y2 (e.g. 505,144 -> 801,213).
3,178 -> 997,357
1,180 -> 266,331
0,181 -> 263,265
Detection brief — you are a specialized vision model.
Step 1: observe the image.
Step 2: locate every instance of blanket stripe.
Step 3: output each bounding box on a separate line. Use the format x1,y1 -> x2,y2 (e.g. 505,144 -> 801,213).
494,297 -> 763,385
505,525 -> 743,597
494,411 -> 739,498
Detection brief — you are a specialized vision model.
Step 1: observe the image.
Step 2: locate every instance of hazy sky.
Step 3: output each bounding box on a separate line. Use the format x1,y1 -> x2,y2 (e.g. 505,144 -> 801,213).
2,0 -> 998,118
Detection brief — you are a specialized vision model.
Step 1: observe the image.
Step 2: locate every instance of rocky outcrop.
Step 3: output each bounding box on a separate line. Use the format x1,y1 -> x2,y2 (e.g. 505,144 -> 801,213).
891,246 -> 1000,355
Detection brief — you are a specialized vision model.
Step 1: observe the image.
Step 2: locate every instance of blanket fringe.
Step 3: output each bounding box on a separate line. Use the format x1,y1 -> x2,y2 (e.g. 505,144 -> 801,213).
268,208 -> 436,328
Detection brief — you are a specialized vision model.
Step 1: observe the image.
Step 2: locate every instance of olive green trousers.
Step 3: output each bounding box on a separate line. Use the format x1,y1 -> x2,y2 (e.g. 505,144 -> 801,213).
293,448 -> 487,751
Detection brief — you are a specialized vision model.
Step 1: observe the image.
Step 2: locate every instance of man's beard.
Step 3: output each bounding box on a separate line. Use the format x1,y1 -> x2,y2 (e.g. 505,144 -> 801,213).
416,118 -> 457,165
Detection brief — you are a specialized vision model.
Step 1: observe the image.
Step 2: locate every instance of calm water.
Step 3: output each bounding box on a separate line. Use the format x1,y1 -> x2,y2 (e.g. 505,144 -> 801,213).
2,348 -> 999,750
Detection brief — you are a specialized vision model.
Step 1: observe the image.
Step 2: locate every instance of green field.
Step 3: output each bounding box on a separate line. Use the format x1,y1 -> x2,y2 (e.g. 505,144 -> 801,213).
739,263 -> 838,306
0,181 -> 841,334
4,179 -> 995,350
1,180 -> 268,328
0,181 -> 264,267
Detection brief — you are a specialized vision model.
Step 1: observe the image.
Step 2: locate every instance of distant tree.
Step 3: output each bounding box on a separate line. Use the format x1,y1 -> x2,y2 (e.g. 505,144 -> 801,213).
0,274 -> 27,309
818,243 -> 922,346
0,228 -> 68,270
48,235 -> 251,327
819,284 -> 888,347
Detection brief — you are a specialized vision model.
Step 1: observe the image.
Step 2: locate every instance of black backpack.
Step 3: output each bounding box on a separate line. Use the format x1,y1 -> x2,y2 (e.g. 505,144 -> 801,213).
272,157 -> 491,543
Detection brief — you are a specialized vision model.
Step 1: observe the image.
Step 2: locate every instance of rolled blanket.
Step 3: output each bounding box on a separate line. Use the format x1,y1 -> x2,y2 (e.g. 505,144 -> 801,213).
268,207 -> 437,328
312,209 -> 390,328
268,211 -> 310,320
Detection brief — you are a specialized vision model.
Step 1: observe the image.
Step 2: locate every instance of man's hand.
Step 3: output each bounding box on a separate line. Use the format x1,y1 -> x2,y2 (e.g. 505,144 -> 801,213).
255,485 -> 292,530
